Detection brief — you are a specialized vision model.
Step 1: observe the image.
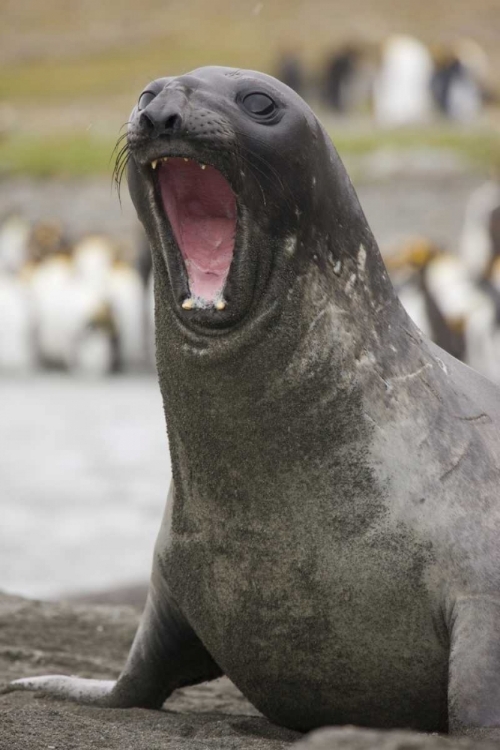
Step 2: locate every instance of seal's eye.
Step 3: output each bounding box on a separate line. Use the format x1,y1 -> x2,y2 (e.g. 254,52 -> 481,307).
138,91 -> 157,111
242,93 -> 277,118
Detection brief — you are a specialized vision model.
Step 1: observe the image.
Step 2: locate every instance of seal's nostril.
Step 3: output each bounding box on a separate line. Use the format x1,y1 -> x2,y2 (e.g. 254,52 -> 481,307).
138,109 -> 182,138
139,111 -> 155,134
165,113 -> 182,132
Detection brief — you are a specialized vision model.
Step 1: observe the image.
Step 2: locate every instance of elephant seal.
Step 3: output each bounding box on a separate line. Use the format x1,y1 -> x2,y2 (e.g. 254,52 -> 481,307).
6,67 -> 500,739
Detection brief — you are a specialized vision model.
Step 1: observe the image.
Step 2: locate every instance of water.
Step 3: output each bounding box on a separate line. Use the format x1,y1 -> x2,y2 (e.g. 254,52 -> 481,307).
1,374 -> 170,599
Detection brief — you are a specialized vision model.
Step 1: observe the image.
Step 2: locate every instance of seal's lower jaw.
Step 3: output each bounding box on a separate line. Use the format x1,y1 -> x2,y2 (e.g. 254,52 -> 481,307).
158,158 -> 236,308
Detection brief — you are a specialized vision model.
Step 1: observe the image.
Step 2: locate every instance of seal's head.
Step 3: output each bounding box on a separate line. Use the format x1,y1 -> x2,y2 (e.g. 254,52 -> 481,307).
127,67 -> 313,330
126,66 -> 398,357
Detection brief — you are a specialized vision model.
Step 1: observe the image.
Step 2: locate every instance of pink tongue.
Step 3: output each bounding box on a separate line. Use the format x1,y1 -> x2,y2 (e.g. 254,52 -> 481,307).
159,158 -> 236,302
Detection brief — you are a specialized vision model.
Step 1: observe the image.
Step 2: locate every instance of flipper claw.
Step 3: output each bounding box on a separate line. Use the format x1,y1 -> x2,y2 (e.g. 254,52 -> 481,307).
2,675 -> 116,705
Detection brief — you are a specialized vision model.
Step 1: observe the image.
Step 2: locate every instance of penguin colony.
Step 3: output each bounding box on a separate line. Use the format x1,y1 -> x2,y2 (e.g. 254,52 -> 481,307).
277,35 -> 492,125
1,177 -> 499,381
0,216 -> 151,377
388,176 -> 500,384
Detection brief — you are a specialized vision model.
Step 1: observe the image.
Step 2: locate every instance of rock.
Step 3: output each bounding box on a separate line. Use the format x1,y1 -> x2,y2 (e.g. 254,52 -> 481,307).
1,592 -> 499,750
293,727 -> 500,750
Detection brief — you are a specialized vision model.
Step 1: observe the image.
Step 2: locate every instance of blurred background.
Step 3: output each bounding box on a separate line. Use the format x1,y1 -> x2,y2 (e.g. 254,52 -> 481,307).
1,0 -> 500,604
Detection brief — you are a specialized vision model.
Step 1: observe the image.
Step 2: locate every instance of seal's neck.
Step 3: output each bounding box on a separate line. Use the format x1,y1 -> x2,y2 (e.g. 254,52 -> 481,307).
154,243 -> 424,517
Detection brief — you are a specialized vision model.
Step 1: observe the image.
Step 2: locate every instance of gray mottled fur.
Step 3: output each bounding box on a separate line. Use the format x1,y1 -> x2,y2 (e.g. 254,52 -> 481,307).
5,67 -> 500,739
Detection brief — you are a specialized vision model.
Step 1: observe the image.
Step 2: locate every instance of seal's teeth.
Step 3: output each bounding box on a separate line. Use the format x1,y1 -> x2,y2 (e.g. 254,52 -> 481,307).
181,298 -> 194,310
151,160 -> 158,170
183,158 -> 189,162
200,164 -> 207,170
162,157 -> 169,163
215,300 -> 226,311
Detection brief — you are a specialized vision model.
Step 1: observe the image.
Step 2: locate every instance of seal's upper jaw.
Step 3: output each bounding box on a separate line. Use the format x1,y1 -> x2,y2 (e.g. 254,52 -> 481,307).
156,156 -> 236,307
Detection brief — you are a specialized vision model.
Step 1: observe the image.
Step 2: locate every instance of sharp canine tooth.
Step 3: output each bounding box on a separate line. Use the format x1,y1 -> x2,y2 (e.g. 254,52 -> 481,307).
151,160 -> 158,169
215,300 -> 226,311
163,156 -> 168,162
200,164 -> 206,170
183,158 -> 189,162
182,298 -> 194,310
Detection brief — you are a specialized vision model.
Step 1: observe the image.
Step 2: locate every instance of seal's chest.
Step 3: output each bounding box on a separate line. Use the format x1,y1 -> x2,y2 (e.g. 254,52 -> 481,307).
169,521 -> 439,660
168,528 -> 446,730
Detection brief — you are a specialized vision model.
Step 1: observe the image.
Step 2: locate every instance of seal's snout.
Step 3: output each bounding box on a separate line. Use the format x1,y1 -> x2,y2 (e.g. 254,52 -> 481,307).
139,106 -> 183,139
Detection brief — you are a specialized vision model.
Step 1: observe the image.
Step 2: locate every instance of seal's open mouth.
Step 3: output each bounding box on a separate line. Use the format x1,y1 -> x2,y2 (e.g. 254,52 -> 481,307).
132,143 -> 258,330
157,157 -> 236,305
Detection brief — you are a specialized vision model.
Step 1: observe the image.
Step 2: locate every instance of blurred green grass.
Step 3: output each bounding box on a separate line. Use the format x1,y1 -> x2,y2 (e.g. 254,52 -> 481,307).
0,30 -> 273,104
1,0 -> 500,179
1,128 -> 498,178
0,133 -> 118,178
333,128 -> 500,165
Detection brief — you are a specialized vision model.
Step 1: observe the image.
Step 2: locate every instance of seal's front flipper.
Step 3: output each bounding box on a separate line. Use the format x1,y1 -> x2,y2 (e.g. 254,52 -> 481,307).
448,595 -> 500,737
4,582 -> 222,709
110,579 -> 223,708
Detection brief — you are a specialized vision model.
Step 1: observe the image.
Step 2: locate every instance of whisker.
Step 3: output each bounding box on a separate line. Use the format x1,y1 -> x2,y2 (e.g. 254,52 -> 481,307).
244,145 -> 295,211
111,137 -> 132,204
112,132 -> 128,149
118,120 -> 132,133
235,147 -> 267,208
111,150 -> 129,184
110,134 -> 130,162
114,143 -> 129,164
115,159 -> 130,205
234,137 -> 295,214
